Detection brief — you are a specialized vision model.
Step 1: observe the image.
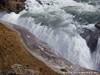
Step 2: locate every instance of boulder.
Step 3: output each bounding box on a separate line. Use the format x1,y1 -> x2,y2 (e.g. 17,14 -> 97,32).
95,22 -> 100,29
36,0 -> 43,5
0,0 -> 5,5
87,32 -> 98,52
80,28 -> 98,52
0,0 -> 25,13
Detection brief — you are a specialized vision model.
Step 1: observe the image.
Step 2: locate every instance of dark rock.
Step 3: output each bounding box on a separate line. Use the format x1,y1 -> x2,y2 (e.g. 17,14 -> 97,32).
80,28 -> 98,52
36,0 -> 53,5
36,0 -> 43,5
60,69 -> 67,72
95,22 -> 100,29
87,32 -> 98,52
0,0 -> 6,5
0,0 -> 25,13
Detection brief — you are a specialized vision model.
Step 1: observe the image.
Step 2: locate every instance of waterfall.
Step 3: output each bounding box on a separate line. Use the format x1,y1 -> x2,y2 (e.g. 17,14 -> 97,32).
16,17 -> 93,69
1,0 -> 100,71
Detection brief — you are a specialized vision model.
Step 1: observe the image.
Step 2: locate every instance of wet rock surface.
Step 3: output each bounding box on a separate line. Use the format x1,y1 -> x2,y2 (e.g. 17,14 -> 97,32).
79,22 -> 100,52
80,28 -> 99,52
95,22 -> 100,30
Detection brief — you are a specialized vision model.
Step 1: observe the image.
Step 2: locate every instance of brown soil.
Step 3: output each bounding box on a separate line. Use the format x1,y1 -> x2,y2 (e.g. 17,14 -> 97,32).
0,22 -> 60,75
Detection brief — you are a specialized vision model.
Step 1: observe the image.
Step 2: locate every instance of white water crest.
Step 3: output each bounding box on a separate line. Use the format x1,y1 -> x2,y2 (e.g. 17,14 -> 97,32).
2,0 -> 100,71
1,12 -> 20,24
17,17 -> 93,69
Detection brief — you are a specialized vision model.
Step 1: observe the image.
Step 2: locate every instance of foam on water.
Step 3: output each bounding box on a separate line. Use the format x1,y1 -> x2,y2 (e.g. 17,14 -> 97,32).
1,12 -> 20,24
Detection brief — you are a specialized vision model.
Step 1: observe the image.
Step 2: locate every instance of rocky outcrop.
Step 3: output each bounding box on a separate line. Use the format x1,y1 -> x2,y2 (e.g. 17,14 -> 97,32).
95,22 -> 100,29
36,0 -> 43,5
0,22 -> 60,75
0,0 -> 25,13
80,22 -> 100,52
80,28 -> 99,52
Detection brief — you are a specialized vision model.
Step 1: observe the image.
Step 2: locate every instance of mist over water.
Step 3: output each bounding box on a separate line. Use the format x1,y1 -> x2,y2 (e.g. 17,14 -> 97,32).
1,0 -> 100,71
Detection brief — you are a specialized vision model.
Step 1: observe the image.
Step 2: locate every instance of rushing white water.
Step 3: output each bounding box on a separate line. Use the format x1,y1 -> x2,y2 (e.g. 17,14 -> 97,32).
1,12 -> 20,24
2,0 -> 100,71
